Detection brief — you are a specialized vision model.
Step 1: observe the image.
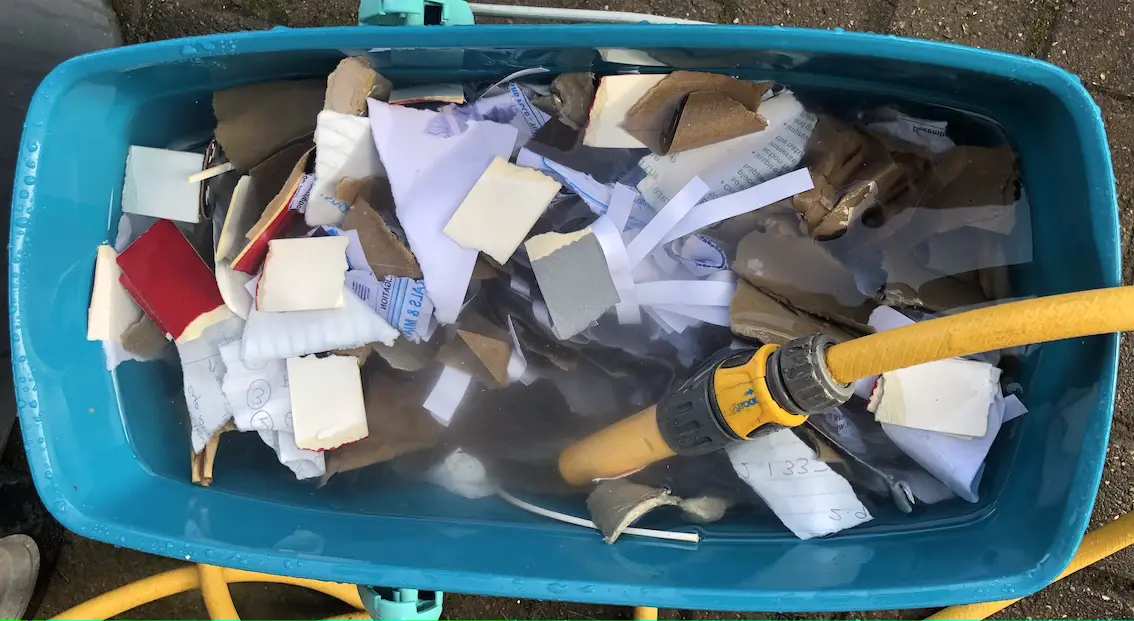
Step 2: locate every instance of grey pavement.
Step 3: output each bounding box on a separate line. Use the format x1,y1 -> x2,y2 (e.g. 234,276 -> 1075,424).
32,0 -> 1134,618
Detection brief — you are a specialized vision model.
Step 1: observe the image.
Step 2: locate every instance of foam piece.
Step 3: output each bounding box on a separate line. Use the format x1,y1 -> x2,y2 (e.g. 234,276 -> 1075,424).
121,146 -> 203,223
287,355 -> 368,451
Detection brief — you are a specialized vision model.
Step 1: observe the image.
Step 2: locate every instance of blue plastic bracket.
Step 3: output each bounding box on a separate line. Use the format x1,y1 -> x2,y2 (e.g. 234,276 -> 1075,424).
359,0 -> 475,25
357,586 -> 444,620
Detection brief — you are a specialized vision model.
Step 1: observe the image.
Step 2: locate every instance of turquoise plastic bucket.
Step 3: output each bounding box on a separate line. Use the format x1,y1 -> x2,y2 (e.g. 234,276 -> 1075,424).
10,25 -> 1119,611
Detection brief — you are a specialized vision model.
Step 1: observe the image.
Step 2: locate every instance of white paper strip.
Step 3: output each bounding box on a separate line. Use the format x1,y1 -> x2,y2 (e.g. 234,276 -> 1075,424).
625,177 -> 710,267
606,184 -> 637,233
635,280 -> 737,307
590,217 -> 641,325
424,366 -> 474,426
652,303 -> 731,327
661,168 -> 814,244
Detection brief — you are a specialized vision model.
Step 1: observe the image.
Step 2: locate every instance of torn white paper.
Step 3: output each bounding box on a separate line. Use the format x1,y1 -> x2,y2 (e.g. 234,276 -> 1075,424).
370,101 -> 519,324
866,110 -> 955,155
219,340 -> 292,434
287,354 -> 368,451
651,304 -> 730,327
504,316 -> 535,385
515,149 -> 614,216
216,263 -> 254,320
727,428 -> 873,539
431,84 -> 551,153
625,177 -> 710,267
242,279 -> 399,363
176,315 -> 244,454
606,183 -> 637,233
637,91 -> 815,210
289,174 -> 316,214
660,167 -> 815,244
258,429 -> 325,480
345,271 -> 435,342
122,146 -> 204,223
308,111 -> 384,226
870,359 -> 1001,437
423,365 -> 474,426
426,449 -> 496,499
309,227 -> 370,273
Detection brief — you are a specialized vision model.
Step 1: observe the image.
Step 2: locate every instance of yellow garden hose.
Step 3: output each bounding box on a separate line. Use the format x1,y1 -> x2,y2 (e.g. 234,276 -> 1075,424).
825,286 -> 1134,384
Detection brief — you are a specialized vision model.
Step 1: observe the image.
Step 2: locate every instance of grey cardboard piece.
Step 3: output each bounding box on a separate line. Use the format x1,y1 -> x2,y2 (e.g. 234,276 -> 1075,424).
528,231 -> 620,340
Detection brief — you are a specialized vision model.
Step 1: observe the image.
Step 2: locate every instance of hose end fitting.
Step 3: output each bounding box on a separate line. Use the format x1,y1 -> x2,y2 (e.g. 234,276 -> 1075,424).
768,334 -> 854,415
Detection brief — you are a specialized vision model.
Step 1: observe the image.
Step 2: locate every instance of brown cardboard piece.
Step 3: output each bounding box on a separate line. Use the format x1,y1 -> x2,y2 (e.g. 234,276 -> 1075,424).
792,116 -> 926,239
533,72 -> 595,131
911,146 -> 1018,212
324,57 -> 393,116
321,370 -> 444,483
734,225 -> 874,328
730,280 -> 859,345
120,314 -> 169,359
436,314 -> 512,387
663,91 -> 770,155
214,80 -> 325,170
339,178 -> 422,279
620,71 -> 772,155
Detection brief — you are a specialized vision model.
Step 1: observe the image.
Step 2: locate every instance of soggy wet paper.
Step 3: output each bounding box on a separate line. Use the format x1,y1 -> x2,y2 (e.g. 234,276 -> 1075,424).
177,316 -> 245,454
727,428 -> 873,539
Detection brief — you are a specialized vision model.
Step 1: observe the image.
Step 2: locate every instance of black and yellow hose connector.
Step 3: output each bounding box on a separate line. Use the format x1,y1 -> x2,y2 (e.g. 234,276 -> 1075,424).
559,334 -> 852,485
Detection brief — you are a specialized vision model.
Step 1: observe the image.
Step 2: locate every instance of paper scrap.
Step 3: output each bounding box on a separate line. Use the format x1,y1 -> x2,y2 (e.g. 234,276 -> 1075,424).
288,354 -> 368,451
177,316 -> 244,454
526,229 -> 620,339
437,84 -> 551,153
635,280 -> 737,307
661,167 -> 815,244
241,279 -> 399,363
504,317 -> 535,385
369,100 -> 518,324
259,430 -> 325,480
866,110 -> 955,155
423,366 -> 474,426
620,71 -> 772,155
515,149 -> 613,216
590,217 -> 641,325
444,157 -> 562,264
88,246 -> 143,342
345,271 -> 436,342
325,56 -> 392,116
258,237 -> 349,312
727,428 -> 873,539
870,359 -> 1001,438
583,74 -> 666,148
624,177 -> 710,266
389,83 -> 466,105
307,111 -> 384,226
637,90 -> 815,210
121,146 -> 203,223
426,449 -> 496,499
213,79 -> 324,170
219,341 -> 292,434
117,220 -> 229,344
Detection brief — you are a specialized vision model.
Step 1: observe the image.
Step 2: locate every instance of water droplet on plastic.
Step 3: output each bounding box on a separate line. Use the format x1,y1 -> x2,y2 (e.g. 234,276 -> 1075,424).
18,190 -> 29,199
25,160 -> 35,169
181,45 -> 199,56
18,355 -> 26,363
44,469 -> 53,479
284,560 -> 294,569
27,144 -> 38,153
581,586 -> 595,594
23,176 -> 35,185
547,583 -> 568,594
55,501 -> 66,512
29,401 -> 37,408
201,41 -> 216,51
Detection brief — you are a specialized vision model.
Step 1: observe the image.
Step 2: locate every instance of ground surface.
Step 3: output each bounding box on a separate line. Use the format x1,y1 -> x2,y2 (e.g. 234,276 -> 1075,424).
30,0 -> 1134,618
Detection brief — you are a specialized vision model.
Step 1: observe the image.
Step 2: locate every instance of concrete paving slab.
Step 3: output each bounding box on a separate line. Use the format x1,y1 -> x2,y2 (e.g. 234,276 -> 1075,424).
1047,0 -> 1134,98
890,0 -> 1055,56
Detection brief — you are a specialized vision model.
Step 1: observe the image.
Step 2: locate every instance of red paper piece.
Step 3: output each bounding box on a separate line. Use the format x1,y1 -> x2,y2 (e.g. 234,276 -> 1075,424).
117,220 -> 226,342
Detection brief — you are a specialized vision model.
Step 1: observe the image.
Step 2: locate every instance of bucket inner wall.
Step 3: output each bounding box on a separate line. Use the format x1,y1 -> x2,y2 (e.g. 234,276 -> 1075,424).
11,27 -> 1118,611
